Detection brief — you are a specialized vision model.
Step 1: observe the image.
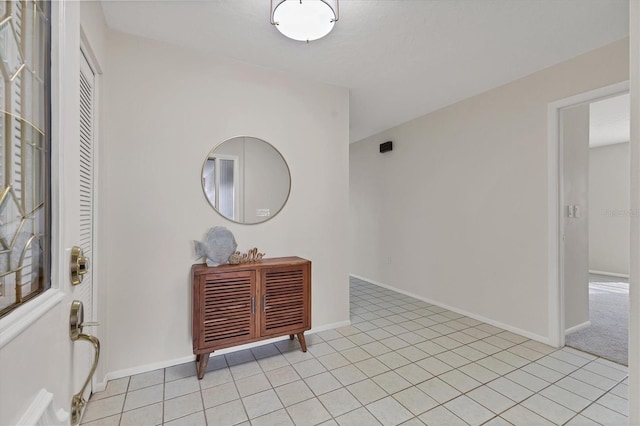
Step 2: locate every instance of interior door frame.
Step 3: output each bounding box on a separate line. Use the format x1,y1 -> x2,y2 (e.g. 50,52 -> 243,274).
547,80 -> 629,348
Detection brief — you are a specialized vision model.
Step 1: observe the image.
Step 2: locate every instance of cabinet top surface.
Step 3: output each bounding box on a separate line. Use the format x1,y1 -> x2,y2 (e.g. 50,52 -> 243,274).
192,256 -> 310,274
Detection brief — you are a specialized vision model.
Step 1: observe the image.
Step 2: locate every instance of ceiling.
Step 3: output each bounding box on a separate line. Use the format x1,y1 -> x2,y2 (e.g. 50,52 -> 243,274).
590,93 -> 630,148
100,0 -> 629,143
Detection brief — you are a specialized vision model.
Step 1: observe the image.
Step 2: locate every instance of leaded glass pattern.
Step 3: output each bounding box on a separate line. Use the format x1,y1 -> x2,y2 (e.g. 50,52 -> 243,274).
0,0 -> 50,317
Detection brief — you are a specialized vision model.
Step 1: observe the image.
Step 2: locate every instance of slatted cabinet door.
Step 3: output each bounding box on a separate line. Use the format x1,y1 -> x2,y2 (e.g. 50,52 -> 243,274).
197,270 -> 257,349
192,258 -> 311,379
260,263 -> 311,337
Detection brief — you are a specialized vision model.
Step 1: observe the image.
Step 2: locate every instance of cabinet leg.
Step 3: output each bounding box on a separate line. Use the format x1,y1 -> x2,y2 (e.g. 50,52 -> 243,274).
297,332 -> 307,352
196,352 -> 211,380
289,334 -> 294,340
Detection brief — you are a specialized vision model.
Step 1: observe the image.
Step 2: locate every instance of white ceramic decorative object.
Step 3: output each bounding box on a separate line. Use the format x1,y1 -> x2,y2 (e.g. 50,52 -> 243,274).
194,227 -> 238,267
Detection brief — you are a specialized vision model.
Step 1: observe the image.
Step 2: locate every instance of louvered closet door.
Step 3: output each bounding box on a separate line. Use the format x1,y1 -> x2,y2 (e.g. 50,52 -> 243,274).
77,52 -> 94,322
260,265 -> 310,337
199,271 -> 256,349
72,51 -> 97,404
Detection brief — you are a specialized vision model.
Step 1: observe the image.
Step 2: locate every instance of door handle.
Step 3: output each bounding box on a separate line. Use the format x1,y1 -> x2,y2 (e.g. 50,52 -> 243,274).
70,246 -> 89,285
70,300 -> 100,425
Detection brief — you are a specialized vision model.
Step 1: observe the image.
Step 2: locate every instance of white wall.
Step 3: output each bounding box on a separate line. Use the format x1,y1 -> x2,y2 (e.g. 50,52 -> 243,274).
589,142 -> 630,276
102,31 -> 350,376
350,38 -> 628,341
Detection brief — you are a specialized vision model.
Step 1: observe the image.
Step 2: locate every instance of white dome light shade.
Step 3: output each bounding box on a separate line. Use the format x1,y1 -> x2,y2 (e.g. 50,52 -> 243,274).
273,0 -> 337,42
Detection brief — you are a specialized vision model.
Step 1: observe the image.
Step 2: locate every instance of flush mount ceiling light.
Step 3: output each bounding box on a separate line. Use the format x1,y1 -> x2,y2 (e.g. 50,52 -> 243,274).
270,0 -> 339,42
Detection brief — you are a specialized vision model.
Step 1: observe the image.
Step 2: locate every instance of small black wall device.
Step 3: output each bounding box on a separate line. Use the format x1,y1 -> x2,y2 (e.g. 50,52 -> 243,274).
380,141 -> 393,153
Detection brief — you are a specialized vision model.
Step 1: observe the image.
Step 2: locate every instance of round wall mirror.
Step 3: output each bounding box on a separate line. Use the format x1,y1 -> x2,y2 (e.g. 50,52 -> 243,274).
202,136 -> 291,224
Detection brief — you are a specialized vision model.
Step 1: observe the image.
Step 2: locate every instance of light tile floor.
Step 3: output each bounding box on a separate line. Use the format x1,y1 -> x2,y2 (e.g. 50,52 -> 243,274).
81,277 -> 629,425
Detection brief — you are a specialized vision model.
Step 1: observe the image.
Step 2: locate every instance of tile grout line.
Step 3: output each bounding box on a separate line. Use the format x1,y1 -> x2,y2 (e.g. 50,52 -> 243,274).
351,283 -> 617,425
318,297 -> 541,424
83,279 -> 628,426
349,282 -> 623,425
229,360 -> 253,426
251,347 -> 296,425
563,373 -> 629,425
160,368 -> 165,426
198,370 -> 208,426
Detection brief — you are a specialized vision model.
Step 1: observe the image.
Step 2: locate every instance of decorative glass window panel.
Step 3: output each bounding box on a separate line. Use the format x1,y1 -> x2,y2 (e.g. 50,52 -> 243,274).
0,1 -> 50,317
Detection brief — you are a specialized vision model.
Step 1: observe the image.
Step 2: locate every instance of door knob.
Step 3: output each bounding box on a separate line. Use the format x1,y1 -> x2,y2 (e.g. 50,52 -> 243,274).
69,300 -> 100,425
69,300 -> 99,339
70,246 -> 89,285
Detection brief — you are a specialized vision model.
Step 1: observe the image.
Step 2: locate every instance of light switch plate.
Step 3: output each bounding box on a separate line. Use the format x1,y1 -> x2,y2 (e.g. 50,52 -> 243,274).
256,208 -> 271,217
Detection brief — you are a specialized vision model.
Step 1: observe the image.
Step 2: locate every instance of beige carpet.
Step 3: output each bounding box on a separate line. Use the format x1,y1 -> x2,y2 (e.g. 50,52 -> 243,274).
565,278 -> 628,366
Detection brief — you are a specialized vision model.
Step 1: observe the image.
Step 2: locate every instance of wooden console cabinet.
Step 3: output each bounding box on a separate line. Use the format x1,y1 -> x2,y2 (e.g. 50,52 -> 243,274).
191,257 -> 311,379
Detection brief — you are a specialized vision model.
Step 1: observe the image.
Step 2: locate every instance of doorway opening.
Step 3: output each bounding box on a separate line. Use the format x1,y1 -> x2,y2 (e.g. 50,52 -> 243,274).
563,93 -> 630,365
549,83 -> 630,366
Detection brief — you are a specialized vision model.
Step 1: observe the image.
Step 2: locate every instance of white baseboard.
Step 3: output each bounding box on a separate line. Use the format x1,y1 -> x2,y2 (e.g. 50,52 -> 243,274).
589,270 -> 629,279
350,274 -> 551,345
96,319 -> 351,388
17,389 -> 68,426
565,321 -> 591,334
92,380 -> 107,393
99,354 -> 198,388
310,320 -> 352,334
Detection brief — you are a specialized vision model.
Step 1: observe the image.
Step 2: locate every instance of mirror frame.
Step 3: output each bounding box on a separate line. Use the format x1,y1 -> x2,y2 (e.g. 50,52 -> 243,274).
201,136 -> 292,225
